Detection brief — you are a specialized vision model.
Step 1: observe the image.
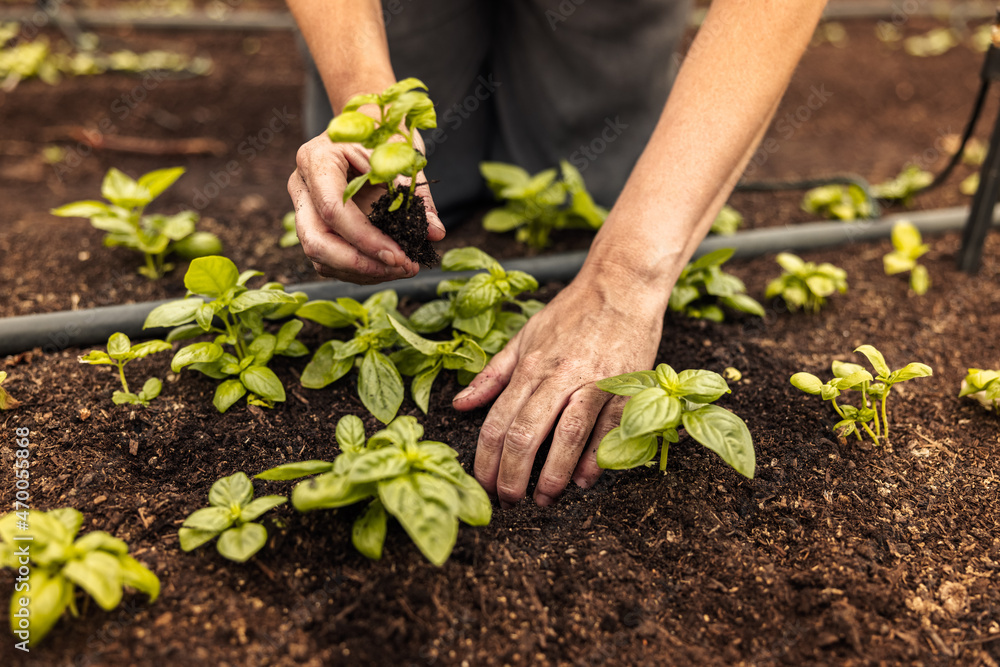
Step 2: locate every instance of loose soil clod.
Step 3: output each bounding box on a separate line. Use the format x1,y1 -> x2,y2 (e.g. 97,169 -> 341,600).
369,191 -> 439,267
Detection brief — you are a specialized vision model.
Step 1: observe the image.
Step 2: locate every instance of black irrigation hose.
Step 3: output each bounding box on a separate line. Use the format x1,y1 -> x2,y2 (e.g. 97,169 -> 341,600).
2,206 -> 998,358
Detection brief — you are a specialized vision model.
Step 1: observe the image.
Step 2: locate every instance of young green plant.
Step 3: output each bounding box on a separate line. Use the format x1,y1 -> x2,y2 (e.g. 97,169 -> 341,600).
479,160 -> 607,248
328,77 -> 436,211
595,364 -> 755,479
257,415 -> 491,566
79,333 -> 171,406
710,205 -> 743,235
669,248 -> 764,322
178,472 -> 286,562
765,252 -> 847,313
801,183 -> 874,221
143,256 -> 309,413
51,167 -> 221,279
0,508 -> 159,647
883,220 -> 930,295
959,368 -> 1000,413
791,344 -> 932,444
279,211 -> 299,247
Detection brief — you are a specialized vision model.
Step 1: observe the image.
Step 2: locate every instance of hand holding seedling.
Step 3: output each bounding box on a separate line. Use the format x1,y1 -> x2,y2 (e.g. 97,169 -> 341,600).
288,79 -> 446,284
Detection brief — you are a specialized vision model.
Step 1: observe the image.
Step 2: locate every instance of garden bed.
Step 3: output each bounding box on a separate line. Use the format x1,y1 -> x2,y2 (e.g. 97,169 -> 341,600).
2,12 -> 1000,667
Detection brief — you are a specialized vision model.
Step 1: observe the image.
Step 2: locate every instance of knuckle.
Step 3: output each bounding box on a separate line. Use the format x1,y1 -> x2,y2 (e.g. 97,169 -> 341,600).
535,472 -> 568,499
503,423 -> 536,457
477,421 -> 506,452
556,413 -> 591,447
496,481 -> 524,504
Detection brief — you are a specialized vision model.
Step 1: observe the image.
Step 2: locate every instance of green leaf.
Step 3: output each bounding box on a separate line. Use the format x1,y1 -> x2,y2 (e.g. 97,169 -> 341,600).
596,427 -> 658,469
388,315 -> 440,356
369,143 -> 421,182
248,334 -> 277,366
483,208 -> 526,232
335,415 -> 367,453
370,415 -> 424,448
144,298 -> 204,329
342,92 -> 379,111
505,271 -> 538,295
139,377 -> 162,401
166,323 -> 206,343
410,363 -> 441,414
891,362 -> 933,382
256,460 -> 334,481
301,340 -> 353,389
296,300 -> 357,328
681,404 -> 755,479
63,550 -> 123,610
720,294 -> 766,317
230,289 -> 298,313
292,473 -> 376,511
171,342 -> 224,372
73,531 -> 128,555
137,166 -> 185,200
129,339 -> 172,359
455,273 -> 502,317
479,161 -> 531,192
595,370 -> 659,396
655,364 -> 679,389
182,506 -> 234,533
240,366 -> 285,403
118,554 -> 160,601
240,495 -> 287,521
620,387 -> 681,438
157,211 -> 197,241
349,447 -> 411,484
90,215 -> 136,235
213,379 -> 247,413
452,309 -> 495,338
327,111 -> 376,143
453,473 -> 492,526
675,369 -> 731,403
409,299 -> 453,333
358,349 -> 404,424
178,527 -> 218,551
831,360 -> 866,378
102,168 -> 151,208
854,345 -> 891,378
209,472 -> 254,507
883,251 -> 915,275
51,200 -> 113,218
112,391 -> 141,405
217,523 -> 267,562
11,569 -> 72,646
441,247 -> 501,272
776,252 -> 806,274
79,350 -> 114,365
352,499 -> 388,560
184,256 -> 240,298
790,372 -> 824,395
910,264 -> 930,295
362,289 -> 399,314
342,173 -> 370,203
275,320 -> 304,353
378,474 -> 458,566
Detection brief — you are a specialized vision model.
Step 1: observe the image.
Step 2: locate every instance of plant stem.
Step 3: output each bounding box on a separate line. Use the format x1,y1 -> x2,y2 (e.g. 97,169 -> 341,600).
880,387 -> 891,441
659,440 -> 669,473
143,253 -> 158,279
860,421 -> 879,445
117,361 -> 130,394
830,398 -> 846,419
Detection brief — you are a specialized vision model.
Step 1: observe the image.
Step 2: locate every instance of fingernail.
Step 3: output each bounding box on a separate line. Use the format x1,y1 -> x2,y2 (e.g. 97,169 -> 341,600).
377,250 -> 398,267
429,217 -> 445,234
573,476 -> 591,490
454,386 -> 474,401
535,493 -> 554,507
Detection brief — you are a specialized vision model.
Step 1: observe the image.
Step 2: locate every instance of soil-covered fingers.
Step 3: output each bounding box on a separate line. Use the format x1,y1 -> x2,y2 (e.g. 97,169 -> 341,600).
532,385 -> 610,506
412,175 -> 445,242
572,394 -> 627,489
288,170 -> 411,284
294,137 -> 415,272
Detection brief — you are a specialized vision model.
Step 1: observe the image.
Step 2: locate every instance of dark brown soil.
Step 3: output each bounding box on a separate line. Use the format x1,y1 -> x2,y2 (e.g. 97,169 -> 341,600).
369,191 -> 439,268
2,10 -> 1000,667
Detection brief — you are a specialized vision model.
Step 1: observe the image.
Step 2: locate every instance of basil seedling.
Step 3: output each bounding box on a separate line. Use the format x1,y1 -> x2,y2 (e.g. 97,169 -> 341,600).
79,332 -> 171,406
883,220 -> 930,295
595,364 -> 755,479
710,205 -> 743,235
791,344 -> 932,444
0,508 -> 159,647
143,256 -> 309,413
0,371 -> 19,410
51,167 -> 222,279
297,289 -> 407,423
178,472 -> 286,563
802,183 -> 874,221
279,211 -> 299,248
669,248 -> 764,322
871,165 -> 933,206
480,160 -> 607,248
959,368 -> 1000,413
765,252 -> 847,313
257,415 -> 491,566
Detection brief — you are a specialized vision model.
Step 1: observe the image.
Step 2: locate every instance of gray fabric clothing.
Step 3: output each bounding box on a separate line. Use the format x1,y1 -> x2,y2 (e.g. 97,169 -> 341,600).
300,0 -> 691,226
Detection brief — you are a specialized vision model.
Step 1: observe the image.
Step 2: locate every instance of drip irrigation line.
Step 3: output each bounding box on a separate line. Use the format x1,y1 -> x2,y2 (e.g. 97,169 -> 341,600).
1,205 -> 998,358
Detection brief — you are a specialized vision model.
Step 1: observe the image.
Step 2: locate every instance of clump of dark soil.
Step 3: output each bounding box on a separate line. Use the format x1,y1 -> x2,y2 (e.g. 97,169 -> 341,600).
369,191 -> 439,267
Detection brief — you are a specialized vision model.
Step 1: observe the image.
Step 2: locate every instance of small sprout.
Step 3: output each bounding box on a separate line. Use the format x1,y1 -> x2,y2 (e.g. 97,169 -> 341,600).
279,212 -> 299,247
0,508 -> 159,647
883,220 -> 930,295
143,256 -> 309,413
51,167 -> 222,279
480,160 -> 607,248
669,248 -> 764,322
179,472 -> 286,563
765,252 -> 847,313
595,364 -> 755,479
960,172 -> 979,196
724,367 -> 742,382
257,415 -> 492,566
959,368 -> 1000,413
79,333 -> 171,406
0,371 -> 19,410
791,344 -> 932,444
710,205 -> 742,236
871,165 -> 933,207
802,183 -> 873,221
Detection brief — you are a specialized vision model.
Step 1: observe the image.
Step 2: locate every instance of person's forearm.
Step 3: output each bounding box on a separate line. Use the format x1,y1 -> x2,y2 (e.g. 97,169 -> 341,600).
583,0 -> 827,298
287,0 -> 397,111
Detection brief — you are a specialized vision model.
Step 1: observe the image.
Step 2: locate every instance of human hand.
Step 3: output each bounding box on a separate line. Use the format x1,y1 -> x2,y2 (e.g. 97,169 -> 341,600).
287,130 -> 446,285
451,270 -> 670,507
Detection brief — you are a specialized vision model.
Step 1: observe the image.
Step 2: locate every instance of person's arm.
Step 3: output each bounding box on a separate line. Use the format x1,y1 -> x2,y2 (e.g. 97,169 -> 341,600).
286,0 -> 445,284
454,0 -> 828,506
